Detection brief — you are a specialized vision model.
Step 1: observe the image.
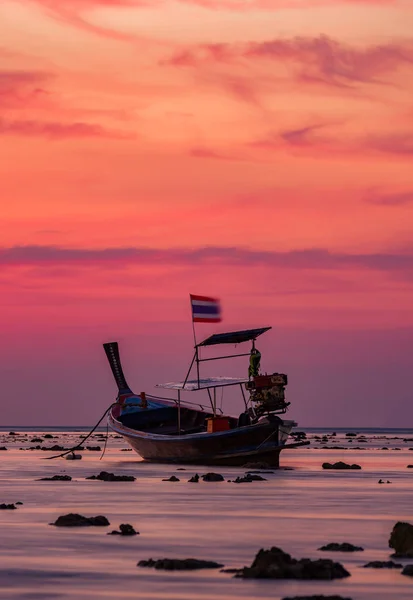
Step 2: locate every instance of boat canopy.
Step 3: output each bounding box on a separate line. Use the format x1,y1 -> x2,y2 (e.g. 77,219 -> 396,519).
197,327 -> 271,347
156,377 -> 248,391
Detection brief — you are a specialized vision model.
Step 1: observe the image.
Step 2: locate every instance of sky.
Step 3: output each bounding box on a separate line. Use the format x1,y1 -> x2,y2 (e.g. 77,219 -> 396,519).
1,0 -> 412,427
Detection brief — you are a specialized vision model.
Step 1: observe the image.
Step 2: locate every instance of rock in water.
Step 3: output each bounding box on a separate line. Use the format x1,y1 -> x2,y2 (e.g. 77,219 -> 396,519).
389,522 -> 413,556
402,565 -> 413,576
188,474 -> 199,483
0,503 -> 17,510
66,453 -> 82,460
162,476 -> 180,482
86,471 -> 135,482
318,543 -> 363,552
236,547 -> 350,580
137,558 -> 224,570
282,596 -> 353,600
202,473 -> 224,482
38,475 -> 72,481
363,561 -> 402,569
51,513 -> 110,527
233,474 -> 267,483
109,523 -> 139,536
322,462 -> 361,470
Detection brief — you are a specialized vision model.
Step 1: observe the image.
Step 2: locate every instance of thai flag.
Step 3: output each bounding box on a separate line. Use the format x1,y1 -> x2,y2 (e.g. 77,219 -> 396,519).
190,294 -> 222,323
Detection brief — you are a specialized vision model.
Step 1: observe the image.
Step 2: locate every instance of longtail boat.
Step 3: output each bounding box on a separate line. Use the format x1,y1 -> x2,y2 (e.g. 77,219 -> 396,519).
103,326 -> 305,466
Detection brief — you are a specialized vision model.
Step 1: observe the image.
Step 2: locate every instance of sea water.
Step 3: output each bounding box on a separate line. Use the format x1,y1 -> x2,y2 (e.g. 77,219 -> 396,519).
1,427 -> 413,600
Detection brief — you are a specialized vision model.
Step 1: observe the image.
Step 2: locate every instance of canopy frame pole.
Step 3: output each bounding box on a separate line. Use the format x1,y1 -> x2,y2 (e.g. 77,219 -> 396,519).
213,387 -> 216,417
183,351 -> 197,388
177,389 -> 181,435
198,352 -> 250,363
240,383 -> 248,411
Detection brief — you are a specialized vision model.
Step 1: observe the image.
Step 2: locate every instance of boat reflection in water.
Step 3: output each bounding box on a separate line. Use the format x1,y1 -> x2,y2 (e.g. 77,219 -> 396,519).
103,327 -> 306,467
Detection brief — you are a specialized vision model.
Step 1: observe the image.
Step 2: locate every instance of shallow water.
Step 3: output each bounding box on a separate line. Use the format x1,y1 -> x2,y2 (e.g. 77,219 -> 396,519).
1,428 -> 413,600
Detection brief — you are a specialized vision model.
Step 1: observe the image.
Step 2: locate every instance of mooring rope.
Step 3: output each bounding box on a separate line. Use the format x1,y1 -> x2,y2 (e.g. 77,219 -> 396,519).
45,402 -> 118,460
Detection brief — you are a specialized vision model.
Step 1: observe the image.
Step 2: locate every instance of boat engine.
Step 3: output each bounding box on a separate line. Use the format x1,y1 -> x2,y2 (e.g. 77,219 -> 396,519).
246,373 -> 290,416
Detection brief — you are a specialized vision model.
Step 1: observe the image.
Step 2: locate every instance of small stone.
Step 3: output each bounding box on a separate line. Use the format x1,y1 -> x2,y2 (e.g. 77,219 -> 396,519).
15,502 -> 23,505
86,446 -> 101,451
66,453 -> 82,460
86,471 -> 135,482
0,503 -> 17,510
51,513 -> 110,527
236,546 -> 350,580
363,561 -> 402,569
282,596 -> 353,600
402,565 -> 413,576
188,474 -> 199,483
38,475 -> 72,481
233,474 -> 267,483
318,543 -> 363,552
389,521 -> 413,556
109,523 -> 139,536
138,558 -> 224,570
162,476 -> 180,482
202,473 -> 224,482
8,432 -> 17,436
322,462 -> 361,470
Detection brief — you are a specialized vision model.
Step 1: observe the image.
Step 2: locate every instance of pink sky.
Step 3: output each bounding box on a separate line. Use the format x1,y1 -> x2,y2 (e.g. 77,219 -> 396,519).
1,0 -> 413,427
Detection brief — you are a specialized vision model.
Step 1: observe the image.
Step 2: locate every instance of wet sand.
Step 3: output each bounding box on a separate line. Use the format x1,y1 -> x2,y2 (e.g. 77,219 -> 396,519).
1,428 -> 413,600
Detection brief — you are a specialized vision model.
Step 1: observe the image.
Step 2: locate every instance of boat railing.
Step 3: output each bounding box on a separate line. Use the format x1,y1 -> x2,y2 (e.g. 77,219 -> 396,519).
146,393 -> 224,415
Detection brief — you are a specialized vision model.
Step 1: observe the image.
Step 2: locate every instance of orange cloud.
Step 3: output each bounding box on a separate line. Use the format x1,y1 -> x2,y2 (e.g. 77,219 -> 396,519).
0,118 -> 134,139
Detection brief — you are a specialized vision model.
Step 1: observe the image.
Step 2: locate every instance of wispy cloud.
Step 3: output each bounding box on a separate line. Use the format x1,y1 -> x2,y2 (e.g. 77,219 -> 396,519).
166,35 -> 413,89
1,244 -> 413,277
364,189 -> 413,205
0,119 -> 133,139
0,70 -> 52,108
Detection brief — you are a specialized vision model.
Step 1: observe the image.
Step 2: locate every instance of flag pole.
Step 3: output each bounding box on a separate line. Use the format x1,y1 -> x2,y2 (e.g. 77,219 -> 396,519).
189,294 -> 200,388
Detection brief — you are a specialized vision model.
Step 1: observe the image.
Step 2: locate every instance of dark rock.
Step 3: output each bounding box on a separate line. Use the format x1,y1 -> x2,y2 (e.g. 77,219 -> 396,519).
109,523 -> 139,536
51,513 -> 110,527
381,447 -> 389,450
138,558 -> 224,570
41,445 -> 66,451
318,543 -> 363,552
282,596 -> 352,600
86,446 -> 101,451
162,476 -> 180,482
345,433 -> 357,437
43,434 -> 54,439
378,479 -> 392,484
322,462 -> 361,470
402,565 -> 413,576
202,472 -> 224,482
66,453 -> 82,460
15,502 -> 23,505
31,438 -> 43,443
86,471 -> 135,482
407,465 -> 413,468
389,522 -> 413,556
0,503 -> 17,510
121,448 -> 132,451
38,475 -> 72,481
188,474 -> 199,483
220,568 -> 243,573
236,547 -> 350,580
0,447 -> 7,451
233,474 -> 267,483
8,432 -> 17,436
177,468 -> 186,470
363,561 -> 402,568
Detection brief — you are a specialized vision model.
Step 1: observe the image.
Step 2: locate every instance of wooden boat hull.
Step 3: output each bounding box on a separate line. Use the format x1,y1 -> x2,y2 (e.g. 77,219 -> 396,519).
109,409 -> 295,466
